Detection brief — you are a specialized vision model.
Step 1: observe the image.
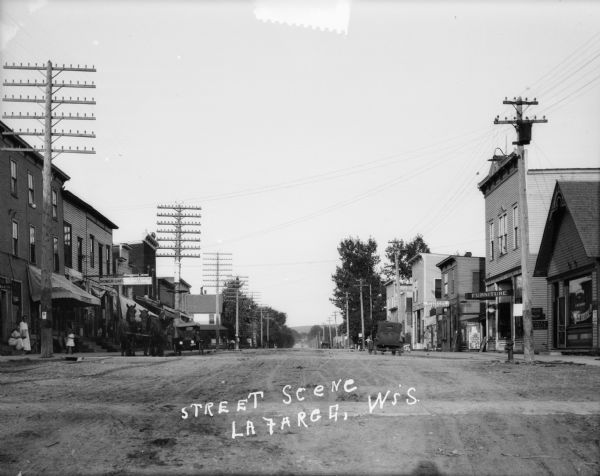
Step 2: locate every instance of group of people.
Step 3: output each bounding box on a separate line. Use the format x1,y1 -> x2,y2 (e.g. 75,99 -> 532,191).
7,316 -> 77,355
7,317 -> 31,355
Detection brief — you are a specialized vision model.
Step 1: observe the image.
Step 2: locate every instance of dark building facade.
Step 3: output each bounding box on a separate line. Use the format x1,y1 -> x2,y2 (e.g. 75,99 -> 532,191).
435,254 -> 486,351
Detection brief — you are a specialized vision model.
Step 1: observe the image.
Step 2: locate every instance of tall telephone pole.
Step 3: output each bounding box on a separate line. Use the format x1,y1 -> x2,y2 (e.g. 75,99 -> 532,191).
156,204 -> 202,310
203,252 -> 232,350
494,96 -> 547,363
345,291 -> 350,350
2,61 -> 96,358
356,279 -> 367,351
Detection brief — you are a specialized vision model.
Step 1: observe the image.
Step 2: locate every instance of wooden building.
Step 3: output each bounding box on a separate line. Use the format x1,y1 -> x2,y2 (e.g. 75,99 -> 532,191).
478,152 -> 600,353
534,181 -> 599,353
435,254 -> 485,351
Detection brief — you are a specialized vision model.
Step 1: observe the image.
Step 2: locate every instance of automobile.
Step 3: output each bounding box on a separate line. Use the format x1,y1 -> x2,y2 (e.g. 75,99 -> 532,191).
173,328 -> 199,355
374,321 -> 404,355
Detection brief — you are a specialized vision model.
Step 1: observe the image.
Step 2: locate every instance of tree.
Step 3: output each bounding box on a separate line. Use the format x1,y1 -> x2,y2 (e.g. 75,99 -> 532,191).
331,237 -> 386,345
383,234 -> 431,281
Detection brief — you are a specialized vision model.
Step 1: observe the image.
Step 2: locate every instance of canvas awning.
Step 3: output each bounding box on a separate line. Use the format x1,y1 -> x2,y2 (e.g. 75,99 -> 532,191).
118,295 -> 158,320
173,319 -> 227,331
28,265 -> 101,306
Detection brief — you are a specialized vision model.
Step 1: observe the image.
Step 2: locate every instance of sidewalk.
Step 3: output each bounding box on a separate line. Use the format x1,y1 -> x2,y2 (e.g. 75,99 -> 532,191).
404,349 -> 600,366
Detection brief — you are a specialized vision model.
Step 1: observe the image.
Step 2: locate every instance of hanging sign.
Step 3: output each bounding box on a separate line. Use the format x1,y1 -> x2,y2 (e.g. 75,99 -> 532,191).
465,290 -> 513,300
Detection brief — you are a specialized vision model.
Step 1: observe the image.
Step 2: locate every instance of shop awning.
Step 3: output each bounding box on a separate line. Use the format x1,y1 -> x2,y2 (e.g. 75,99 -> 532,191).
28,265 -> 101,306
118,295 -> 158,320
173,319 -> 227,331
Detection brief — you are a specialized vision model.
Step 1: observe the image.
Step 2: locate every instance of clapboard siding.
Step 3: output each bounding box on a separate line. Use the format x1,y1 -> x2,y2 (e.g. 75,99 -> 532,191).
63,198 -> 115,277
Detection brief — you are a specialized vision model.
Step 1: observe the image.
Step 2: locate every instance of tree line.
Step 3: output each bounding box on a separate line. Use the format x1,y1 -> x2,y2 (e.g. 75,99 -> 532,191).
330,234 -> 430,345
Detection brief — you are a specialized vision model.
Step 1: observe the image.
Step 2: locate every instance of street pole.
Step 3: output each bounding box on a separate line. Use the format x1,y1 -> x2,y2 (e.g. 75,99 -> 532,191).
2,61 -> 97,358
358,279 -> 366,351
345,291 -> 350,350
494,97 -> 547,363
260,307 -> 263,347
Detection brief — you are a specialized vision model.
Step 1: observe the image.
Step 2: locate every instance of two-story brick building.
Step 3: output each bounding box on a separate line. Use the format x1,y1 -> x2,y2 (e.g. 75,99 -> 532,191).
1,120 -> 101,351
478,151 -> 600,352
435,254 -> 485,351
408,252 -> 448,350
534,181 -> 600,353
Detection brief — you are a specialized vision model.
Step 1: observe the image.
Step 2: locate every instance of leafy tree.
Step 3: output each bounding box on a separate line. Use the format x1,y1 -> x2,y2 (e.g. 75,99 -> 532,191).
383,234 -> 431,281
331,237 -> 386,345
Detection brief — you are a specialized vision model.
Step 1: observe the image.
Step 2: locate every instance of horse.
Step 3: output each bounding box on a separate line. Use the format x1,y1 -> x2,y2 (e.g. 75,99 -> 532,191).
144,311 -> 168,356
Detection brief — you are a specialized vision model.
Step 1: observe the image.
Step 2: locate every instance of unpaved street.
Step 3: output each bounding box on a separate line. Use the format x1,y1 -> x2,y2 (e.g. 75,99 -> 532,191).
1,349 -> 599,475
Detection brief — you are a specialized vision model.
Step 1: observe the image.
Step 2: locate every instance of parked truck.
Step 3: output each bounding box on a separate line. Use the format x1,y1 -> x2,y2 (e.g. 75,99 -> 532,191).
374,321 -> 404,355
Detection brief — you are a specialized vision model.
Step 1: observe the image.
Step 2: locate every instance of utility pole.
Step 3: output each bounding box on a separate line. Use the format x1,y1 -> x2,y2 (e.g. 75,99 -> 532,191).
345,291 -> 350,350
223,276 -> 247,350
2,61 -> 96,358
494,96 -> 547,363
203,252 -> 232,350
356,279 -> 367,350
388,241 -> 401,324
156,204 -> 202,311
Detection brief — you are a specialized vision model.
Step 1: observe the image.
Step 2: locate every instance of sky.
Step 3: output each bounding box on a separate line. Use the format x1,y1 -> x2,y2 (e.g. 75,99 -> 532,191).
1,0 -> 599,328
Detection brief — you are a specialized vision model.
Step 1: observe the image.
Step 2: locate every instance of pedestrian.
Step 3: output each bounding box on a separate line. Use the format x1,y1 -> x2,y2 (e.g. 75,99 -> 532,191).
19,316 -> 31,354
66,329 -> 76,354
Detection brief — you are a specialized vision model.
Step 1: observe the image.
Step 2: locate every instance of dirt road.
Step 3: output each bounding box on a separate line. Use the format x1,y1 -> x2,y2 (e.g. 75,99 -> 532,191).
1,349 -> 599,475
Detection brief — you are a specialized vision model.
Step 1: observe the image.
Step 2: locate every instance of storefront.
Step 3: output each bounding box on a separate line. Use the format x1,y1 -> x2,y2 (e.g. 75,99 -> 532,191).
534,181 -> 599,353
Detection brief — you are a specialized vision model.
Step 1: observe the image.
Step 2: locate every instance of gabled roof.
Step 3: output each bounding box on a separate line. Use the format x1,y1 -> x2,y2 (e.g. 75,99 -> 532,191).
63,189 -> 119,229
534,181 -> 600,276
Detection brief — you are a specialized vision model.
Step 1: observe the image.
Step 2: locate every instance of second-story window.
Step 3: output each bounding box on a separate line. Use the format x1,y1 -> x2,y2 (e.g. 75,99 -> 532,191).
64,223 -> 72,268
499,214 -> 508,255
29,226 -> 36,264
51,190 -> 58,219
489,221 -> 495,260
98,243 -> 103,277
12,221 -> 19,256
53,237 -> 59,272
105,245 -> 111,275
27,172 -> 35,205
443,273 -> 448,296
434,279 -> 442,299
90,235 -> 95,268
513,205 -> 519,249
77,237 -> 84,272
10,160 -> 17,195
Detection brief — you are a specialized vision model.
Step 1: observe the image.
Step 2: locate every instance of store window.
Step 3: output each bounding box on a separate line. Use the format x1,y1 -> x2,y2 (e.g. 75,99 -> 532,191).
568,275 -> 593,327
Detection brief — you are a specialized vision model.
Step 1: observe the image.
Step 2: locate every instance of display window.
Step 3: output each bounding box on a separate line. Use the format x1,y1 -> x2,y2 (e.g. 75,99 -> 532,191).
568,275 -> 592,326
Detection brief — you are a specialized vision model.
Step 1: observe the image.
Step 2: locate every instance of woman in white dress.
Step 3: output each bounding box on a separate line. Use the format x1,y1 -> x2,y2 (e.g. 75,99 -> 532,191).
19,316 -> 31,353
